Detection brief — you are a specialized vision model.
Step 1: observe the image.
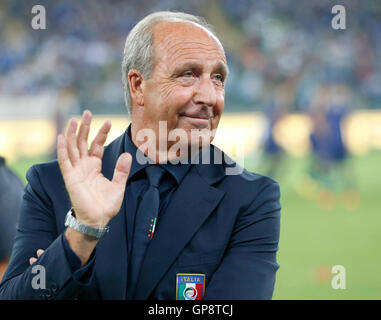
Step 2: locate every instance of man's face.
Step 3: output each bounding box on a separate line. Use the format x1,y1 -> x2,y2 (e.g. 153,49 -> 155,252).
131,21 -> 228,157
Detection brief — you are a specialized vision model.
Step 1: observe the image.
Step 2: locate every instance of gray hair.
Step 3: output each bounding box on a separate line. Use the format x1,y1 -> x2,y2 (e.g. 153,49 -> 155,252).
121,11 -> 220,115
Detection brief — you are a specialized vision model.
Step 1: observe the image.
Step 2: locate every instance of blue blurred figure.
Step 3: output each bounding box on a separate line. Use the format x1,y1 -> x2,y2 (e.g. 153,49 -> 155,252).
308,84 -> 359,209
261,82 -> 294,178
0,157 -> 24,280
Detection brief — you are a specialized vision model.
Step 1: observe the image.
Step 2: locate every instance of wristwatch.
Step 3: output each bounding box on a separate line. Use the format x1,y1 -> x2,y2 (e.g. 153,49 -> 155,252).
64,208 -> 109,239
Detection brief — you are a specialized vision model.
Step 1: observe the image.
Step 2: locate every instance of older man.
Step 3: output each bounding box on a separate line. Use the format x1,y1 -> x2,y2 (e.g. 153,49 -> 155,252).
0,11 -> 281,300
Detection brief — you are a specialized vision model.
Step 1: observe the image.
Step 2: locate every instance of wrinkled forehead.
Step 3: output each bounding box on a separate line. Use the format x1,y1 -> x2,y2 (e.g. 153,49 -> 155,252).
152,21 -> 227,64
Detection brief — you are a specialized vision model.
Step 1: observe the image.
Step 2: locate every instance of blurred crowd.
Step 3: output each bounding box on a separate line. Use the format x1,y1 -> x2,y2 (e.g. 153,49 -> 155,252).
223,0 -> 381,111
0,0 -> 202,114
0,0 -> 380,114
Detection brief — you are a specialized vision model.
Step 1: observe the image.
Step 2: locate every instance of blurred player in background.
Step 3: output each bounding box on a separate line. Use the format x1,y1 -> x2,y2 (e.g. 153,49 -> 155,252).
0,157 -> 24,280
308,83 -> 359,210
261,80 -> 296,178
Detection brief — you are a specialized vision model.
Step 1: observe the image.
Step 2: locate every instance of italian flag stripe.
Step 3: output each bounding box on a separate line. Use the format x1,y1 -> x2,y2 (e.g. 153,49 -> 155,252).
178,283 -> 186,300
195,283 -> 203,300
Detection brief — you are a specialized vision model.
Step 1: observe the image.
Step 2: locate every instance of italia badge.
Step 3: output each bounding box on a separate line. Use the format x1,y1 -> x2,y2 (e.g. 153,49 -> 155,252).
176,273 -> 205,300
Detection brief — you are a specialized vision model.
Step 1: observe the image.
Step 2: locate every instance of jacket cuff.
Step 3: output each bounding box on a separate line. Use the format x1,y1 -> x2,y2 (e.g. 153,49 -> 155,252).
32,233 -> 95,299
61,230 -> 96,285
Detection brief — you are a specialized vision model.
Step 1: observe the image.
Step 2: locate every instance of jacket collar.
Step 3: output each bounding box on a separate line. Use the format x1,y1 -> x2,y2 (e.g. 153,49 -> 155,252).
125,125 -> 191,185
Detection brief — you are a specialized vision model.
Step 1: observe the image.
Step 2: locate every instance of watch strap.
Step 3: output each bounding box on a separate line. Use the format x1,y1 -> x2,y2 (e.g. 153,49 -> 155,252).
64,208 -> 109,239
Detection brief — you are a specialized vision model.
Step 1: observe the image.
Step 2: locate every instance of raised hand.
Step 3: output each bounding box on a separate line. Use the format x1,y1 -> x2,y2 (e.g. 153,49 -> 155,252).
57,110 -> 132,229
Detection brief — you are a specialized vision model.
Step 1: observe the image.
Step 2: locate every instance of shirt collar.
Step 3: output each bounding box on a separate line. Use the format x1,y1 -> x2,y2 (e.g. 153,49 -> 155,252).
124,125 -> 191,185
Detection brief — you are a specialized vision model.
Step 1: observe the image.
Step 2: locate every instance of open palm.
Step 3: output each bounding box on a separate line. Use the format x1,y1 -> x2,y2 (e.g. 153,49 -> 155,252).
57,110 -> 131,227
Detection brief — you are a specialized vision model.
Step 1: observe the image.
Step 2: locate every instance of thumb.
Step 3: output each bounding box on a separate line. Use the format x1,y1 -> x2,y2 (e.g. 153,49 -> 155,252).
112,152 -> 132,187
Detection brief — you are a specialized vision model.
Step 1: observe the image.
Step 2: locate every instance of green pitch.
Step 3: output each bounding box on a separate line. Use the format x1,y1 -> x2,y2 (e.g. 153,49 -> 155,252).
247,152 -> 381,299
9,152 -> 381,299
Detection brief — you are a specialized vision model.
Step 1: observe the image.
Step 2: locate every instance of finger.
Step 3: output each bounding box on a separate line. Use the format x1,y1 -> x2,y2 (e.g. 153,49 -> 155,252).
29,257 -> 37,265
89,120 -> 111,159
112,152 -> 132,187
77,110 -> 92,158
66,118 -> 80,165
57,134 -> 72,176
36,249 -> 44,258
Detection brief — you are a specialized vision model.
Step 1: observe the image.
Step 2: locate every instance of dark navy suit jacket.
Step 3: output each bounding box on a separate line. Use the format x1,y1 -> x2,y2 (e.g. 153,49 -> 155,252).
0,130 -> 281,300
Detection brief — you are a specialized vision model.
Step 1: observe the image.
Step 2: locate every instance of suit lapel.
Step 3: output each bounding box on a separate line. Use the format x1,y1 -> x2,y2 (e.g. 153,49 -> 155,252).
134,164 -> 225,300
95,132 -> 129,299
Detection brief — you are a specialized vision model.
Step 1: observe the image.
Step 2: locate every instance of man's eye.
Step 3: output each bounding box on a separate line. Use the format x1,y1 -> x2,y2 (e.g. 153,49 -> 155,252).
182,71 -> 194,77
213,74 -> 224,83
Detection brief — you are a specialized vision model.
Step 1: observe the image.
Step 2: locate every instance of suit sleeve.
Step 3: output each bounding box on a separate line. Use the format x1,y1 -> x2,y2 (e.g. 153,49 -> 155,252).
204,179 -> 281,300
0,165 -> 96,300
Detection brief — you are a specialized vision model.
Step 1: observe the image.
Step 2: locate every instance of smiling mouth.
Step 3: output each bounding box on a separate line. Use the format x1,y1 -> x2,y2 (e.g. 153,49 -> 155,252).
179,115 -> 212,128
179,111 -> 212,120
181,115 -> 210,120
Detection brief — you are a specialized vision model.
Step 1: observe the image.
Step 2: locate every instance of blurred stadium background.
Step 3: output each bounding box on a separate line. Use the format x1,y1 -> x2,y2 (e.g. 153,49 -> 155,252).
1,0 -> 381,299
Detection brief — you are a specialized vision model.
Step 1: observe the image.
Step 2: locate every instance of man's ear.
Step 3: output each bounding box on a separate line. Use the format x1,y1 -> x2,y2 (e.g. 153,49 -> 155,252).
128,69 -> 145,106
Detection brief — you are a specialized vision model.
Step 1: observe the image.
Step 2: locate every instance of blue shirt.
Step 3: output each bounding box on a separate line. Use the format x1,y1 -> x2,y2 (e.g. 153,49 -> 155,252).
62,126 -> 192,286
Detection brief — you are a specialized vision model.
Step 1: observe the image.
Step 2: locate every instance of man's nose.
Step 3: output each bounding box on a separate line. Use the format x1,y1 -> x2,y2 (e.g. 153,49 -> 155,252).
193,75 -> 217,107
